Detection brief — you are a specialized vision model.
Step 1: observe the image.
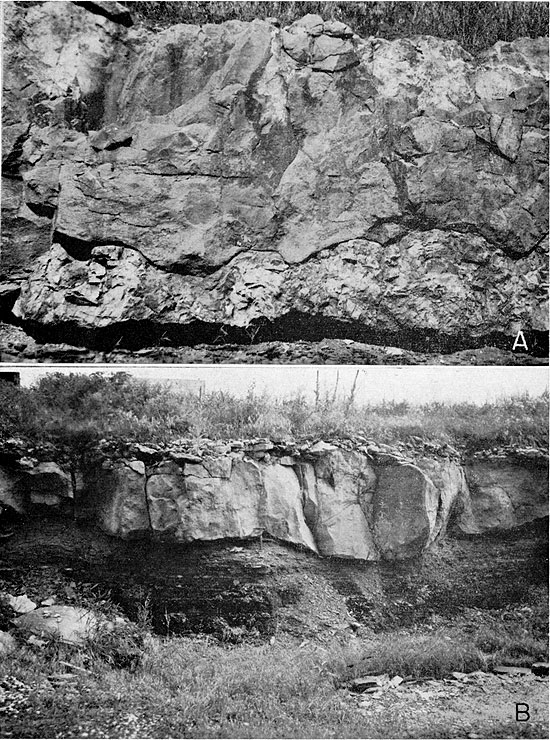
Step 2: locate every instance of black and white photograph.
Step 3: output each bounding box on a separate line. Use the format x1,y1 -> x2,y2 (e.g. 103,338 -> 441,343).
0,364 -> 548,737
1,0 -> 549,739
1,0 -> 548,364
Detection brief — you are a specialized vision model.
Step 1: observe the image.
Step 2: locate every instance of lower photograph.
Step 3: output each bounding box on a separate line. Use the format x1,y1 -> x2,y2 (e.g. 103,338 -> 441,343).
0,364 -> 548,739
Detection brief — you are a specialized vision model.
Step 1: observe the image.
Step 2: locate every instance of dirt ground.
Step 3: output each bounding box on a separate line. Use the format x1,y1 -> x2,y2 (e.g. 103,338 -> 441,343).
346,672 -> 548,739
0,518 -> 547,738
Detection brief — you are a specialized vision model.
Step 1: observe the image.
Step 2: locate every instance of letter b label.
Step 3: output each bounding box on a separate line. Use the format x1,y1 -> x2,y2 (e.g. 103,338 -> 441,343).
515,703 -> 530,721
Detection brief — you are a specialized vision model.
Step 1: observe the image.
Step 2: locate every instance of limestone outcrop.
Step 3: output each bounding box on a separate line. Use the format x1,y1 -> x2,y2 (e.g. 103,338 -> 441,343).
459,458 -> 549,533
1,439 -> 547,561
2,2 -> 548,354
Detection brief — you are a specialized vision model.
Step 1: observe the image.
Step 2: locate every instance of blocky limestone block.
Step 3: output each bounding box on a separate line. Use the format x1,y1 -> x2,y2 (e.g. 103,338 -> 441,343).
145,461 -> 183,535
263,464 -> 317,552
1,461 -> 72,509
372,463 -> 433,560
416,459 -> 468,542
13,605 -> 103,646
79,459 -> 149,538
176,458 -> 265,541
310,451 -> 378,560
0,466 -> 27,514
459,460 -> 549,533
26,462 -> 72,501
146,458 -> 318,551
147,457 -> 265,541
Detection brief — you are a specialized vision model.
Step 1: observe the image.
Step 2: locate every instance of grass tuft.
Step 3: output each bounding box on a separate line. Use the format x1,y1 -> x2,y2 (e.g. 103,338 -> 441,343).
333,630 -> 489,681
125,1 -> 549,54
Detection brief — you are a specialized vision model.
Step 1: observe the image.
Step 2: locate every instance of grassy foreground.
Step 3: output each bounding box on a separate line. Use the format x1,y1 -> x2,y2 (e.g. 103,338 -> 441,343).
0,372 -> 547,452
1,583 -> 547,738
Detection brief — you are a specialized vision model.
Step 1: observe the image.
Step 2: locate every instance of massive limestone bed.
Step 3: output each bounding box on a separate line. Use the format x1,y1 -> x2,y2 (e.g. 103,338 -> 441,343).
2,1 -> 548,358
2,437 -> 547,561
2,436 -> 547,637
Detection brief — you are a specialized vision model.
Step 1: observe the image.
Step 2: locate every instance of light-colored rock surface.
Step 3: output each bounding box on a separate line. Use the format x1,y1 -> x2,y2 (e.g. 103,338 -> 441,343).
12,605 -> 102,646
416,459 -> 468,541
307,451 -> 378,560
263,463 -> 318,551
0,630 -> 17,656
146,459 -> 317,550
76,449 -> 550,557
1,444 -> 547,559
2,2 -> 548,352
6,594 -> 37,614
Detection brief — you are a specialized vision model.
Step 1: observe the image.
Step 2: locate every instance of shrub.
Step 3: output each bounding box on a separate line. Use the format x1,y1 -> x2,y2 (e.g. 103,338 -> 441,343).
0,593 -> 14,631
0,382 -> 37,439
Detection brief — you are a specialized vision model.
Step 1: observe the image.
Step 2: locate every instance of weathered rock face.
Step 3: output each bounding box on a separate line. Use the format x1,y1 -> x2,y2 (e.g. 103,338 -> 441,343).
459,458 -> 549,533
79,458 -> 150,538
2,2 -> 548,353
373,463 -> 435,560
305,450 -> 378,560
0,460 -> 71,511
1,441 -> 547,560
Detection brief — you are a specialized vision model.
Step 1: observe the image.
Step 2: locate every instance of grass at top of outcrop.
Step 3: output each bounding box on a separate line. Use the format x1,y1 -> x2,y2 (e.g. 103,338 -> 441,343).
124,1 -> 549,54
0,372 -> 547,456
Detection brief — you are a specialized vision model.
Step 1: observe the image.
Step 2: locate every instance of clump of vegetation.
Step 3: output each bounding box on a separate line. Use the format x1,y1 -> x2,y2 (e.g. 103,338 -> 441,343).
0,548 -> 547,738
335,629 -> 489,680
0,593 -> 14,631
0,372 -> 547,454
86,622 -> 148,672
125,1 -> 548,53
334,584 -> 548,681
0,372 -> 191,456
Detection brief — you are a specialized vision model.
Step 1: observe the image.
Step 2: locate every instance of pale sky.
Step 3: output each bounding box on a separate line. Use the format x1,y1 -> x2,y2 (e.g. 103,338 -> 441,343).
5,364 -> 549,406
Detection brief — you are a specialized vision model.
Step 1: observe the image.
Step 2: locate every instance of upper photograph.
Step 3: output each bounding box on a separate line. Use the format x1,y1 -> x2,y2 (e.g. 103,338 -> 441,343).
1,0 -> 548,365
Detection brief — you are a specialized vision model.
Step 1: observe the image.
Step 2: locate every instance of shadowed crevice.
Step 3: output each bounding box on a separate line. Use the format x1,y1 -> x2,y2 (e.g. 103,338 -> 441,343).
3,310 -> 548,357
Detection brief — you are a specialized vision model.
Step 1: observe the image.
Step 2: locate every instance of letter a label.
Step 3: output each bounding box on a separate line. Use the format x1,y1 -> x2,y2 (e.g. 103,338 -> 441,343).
512,330 -> 528,351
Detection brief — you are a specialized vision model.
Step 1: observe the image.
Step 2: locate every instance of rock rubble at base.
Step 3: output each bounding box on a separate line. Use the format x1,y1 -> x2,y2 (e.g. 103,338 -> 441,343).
0,437 -> 547,561
0,324 -> 546,365
0,589 -> 129,649
11,606 -> 103,646
347,665 -> 549,702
